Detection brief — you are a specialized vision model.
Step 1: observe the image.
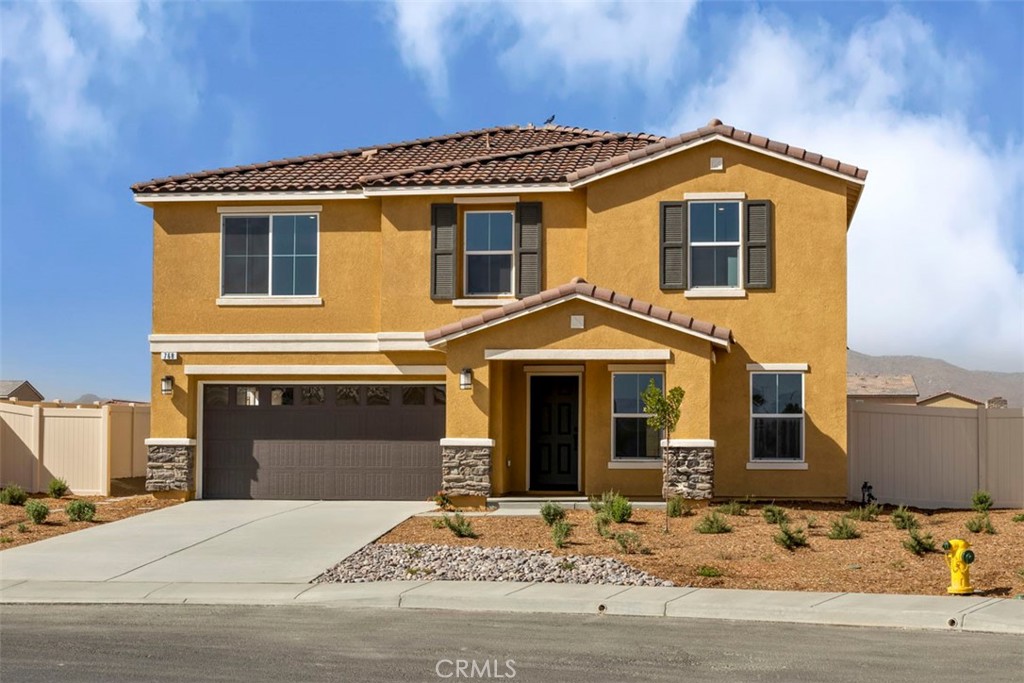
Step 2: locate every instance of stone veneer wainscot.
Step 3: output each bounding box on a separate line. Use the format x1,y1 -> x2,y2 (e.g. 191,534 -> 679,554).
662,443 -> 714,500
146,444 -> 195,492
441,444 -> 492,497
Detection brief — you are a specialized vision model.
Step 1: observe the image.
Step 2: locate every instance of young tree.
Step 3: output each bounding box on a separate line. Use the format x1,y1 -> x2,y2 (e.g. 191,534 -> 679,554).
641,380 -> 685,440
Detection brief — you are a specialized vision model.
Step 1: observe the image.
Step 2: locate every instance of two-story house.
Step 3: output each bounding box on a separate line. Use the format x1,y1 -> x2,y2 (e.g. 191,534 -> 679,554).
133,119 -> 867,505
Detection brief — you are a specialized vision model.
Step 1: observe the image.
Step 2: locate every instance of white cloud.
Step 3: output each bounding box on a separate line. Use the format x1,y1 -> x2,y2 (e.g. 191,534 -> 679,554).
665,9 -> 1024,371
0,1 -> 204,150
387,0 -> 697,104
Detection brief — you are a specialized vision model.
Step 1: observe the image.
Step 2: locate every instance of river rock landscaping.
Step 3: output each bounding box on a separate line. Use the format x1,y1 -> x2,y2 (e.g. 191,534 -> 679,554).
315,543 -> 673,586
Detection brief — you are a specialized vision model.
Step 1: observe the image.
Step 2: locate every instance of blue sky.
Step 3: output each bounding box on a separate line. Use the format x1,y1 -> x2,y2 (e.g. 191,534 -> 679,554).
1,0 -> 1022,401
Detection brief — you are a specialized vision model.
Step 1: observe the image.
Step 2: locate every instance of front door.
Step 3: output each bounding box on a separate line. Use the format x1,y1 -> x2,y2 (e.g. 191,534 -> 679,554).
529,375 -> 580,491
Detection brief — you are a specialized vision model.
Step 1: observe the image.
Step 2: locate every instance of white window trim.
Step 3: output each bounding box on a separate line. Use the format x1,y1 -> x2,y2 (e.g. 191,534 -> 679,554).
688,200 -> 743,290
463,209 -> 515,297
749,371 -> 806,465
219,211 -> 320,299
610,371 -> 664,462
452,298 -> 515,307
684,288 -> 746,299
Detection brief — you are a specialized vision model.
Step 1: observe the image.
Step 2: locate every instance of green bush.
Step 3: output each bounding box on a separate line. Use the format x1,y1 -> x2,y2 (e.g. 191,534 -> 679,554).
971,490 -> 993,513
594,511 -> 613,538
48,478 -> 69,499
891,506 -> 919,531
965,513 -> 996,535
441,512 -> 477,538
65,499 -> 96,523
551,520 -> 572,548
0,485 -> 28,506
774,523 -> 809,551
902,529 -> 937,556
614,531 -> 647,554
1012,513 -> 1024,523
695,511 -> 732,534
17,522 -> 27,533
540,501 -> 566,526
846,502 -> 881,522
805,514 -> 820,528
25,500 -> 49,525
761,504 -> 789,525
666,495 -> 694,518
717,500 -> 747,516
696,565 -> 722,578
0,536 -> 12,544
828,517 -> 861,540
605,492 -> 633,523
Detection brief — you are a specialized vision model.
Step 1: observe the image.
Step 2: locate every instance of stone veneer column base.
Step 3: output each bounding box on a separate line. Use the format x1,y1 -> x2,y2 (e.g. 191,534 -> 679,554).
662,445 -> 714,500
146,444 -> 195,494
441,445 -> 492,497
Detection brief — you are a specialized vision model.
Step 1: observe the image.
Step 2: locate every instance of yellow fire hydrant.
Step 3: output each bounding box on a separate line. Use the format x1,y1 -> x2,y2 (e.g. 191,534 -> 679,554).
942,539 -> 975,595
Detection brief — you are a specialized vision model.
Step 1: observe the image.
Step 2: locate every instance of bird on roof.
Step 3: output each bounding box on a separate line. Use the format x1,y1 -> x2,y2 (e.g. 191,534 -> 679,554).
544,114 -> 555,125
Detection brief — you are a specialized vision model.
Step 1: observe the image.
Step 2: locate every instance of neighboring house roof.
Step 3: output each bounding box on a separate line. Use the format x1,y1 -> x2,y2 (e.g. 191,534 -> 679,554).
424,277 -> 732,348
917,391 -> 984,406
0,379 -> 44,401
131,119 -> 868,195
846,374 -> 919,398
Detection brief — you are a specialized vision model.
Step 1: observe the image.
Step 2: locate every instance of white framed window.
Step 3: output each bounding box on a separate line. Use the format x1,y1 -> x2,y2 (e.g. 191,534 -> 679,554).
689,201 -> 741,289
221,213 -> 319,296
611,372 -> 663,459
464,210 -> 514,296
750,372 -> 804,461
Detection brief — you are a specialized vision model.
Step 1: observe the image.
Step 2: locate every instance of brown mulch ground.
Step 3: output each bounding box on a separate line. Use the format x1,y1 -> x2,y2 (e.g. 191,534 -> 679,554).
0,494 -> 182,550
379,504 -> 1024,596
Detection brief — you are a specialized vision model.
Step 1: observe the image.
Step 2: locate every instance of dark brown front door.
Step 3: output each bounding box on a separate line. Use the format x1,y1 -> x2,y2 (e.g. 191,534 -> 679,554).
529,375 -> 579,491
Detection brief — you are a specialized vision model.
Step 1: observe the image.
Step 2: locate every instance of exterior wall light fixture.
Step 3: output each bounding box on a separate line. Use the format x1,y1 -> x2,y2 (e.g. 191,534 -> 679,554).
459,368 -> 473,390
161,376 -> 174,396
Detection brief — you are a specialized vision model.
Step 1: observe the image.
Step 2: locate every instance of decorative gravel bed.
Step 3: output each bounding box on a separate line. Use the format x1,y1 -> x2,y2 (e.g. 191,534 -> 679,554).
314,543 -> 674,586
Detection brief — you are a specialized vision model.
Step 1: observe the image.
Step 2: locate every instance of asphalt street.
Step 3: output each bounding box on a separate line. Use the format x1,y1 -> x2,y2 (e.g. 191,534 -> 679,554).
2,605 -> 1022,683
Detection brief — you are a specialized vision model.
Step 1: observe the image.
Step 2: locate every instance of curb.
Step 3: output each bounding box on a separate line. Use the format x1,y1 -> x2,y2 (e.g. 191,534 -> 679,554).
1,580 -> 1021,634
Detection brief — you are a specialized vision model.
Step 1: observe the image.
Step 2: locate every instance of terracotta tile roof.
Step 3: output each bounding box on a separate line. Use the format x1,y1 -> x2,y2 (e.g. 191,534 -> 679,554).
846,374 -> 919,397
131,119 -> 866,194
424,277 -> 732,347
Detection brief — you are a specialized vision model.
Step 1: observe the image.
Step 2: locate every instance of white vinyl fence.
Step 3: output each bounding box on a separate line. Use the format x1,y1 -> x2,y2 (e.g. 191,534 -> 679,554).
0,401 -> 149,495
848,401 -> 1024,509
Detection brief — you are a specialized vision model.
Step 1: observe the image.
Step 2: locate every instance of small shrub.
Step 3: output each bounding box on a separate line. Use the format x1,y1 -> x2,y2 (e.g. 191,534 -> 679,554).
588,495 -> 604,512
696,565 -> 722,578
902,529 -> 937,556
594,511 -> 613,538
614,531 -> 647,554
1012,513 -> 1024,523
65,499 -> 96,523
695,511 -> 732,534
0,536 -> 12,544
846,502 -> 881,522
551,520 -> 572,548
805,514 -> 820,528
25,500 -> 49,525
717,500 -> 747,516
774,523 -> 809,551
432,490 -> 452,510
761,504 -> 789,525
891,506 -> 919,531
666,495 -> 694,518
431,517 -> 445,529
971,490 -> 993,513
604,492 -> 633,523
540,501 -> 567,526
0,485 -> 28,506
965,513 -> 996,535
48,478 -> 70,499
441,512 -> 477,538
828,517 -> 861,540
17,522 -> 27,533
558,559 -> 576,571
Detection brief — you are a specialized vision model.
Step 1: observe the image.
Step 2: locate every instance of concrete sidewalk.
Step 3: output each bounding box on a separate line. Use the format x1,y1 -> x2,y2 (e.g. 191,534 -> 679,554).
1,579 -> 1020,635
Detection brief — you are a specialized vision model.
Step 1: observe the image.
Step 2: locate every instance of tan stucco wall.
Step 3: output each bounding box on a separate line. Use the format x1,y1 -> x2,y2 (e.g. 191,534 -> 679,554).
918,395 -> 982,409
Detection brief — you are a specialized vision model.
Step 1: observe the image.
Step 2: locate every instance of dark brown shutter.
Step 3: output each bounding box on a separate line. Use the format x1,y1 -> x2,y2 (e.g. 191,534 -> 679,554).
515,202 -> 543,297
431,204 -> 457,300
745,200 -> 773,289
660,201 -> 687,290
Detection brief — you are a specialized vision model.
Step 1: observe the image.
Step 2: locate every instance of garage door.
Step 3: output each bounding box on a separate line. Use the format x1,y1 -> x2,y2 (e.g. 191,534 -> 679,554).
201,384 -> 445,500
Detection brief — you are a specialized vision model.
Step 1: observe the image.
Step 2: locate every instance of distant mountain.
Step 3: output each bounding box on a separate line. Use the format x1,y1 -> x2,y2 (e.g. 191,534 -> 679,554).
71,393 -> 105,404
848,350 -> 1023,407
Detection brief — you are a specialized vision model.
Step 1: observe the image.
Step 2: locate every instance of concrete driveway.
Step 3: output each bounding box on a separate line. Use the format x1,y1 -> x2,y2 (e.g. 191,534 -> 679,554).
0,500 -> 431,584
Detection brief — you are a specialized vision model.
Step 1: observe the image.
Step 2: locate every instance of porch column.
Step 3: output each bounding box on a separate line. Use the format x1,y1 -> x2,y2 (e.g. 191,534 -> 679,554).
662,439 -> 715,500
144,438 -> 196,498
440,438 -> 492,496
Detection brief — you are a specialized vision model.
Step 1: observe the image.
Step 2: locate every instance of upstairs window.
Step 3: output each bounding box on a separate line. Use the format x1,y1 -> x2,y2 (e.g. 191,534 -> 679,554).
689,201 -> 740,288
464,211 -> 514,296
222,214 -> 318,296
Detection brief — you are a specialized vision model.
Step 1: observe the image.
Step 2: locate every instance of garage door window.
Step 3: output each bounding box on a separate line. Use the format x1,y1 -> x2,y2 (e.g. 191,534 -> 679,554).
367,386 -> 391,406
205,386 -> 229,406
236,386 -> 259,406
336,386 -> 360,406
271,387 -> 294,406
402,386 -> 427,405
301,386 -> 325,405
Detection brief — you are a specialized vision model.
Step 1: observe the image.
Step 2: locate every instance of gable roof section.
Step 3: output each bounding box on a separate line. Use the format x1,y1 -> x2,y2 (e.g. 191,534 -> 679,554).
846,374 -> 919,398
131,120 -> 867,196
917,391 -> 983,406
0,379 -> 44,400
424,278 -> 732,349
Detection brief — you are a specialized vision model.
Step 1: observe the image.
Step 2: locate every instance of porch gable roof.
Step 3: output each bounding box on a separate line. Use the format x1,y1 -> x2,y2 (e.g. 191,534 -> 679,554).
424,277 -> 732,349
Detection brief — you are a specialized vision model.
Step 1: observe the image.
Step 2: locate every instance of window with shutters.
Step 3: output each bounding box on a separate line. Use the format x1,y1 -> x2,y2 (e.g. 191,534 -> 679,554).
689,201 -> 741,288
221,213 -> 318,297
464,211 -> 514,296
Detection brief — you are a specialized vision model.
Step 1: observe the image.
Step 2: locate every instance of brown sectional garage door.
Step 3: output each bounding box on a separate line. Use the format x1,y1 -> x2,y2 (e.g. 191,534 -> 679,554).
202,384 -> 444,500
